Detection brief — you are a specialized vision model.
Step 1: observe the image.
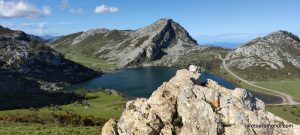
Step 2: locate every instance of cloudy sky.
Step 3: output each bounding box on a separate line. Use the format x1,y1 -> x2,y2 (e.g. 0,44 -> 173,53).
0,0 -> 300,46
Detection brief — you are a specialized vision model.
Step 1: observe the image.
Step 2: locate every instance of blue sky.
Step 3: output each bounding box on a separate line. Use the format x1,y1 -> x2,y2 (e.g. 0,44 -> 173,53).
0,0 -> 300,47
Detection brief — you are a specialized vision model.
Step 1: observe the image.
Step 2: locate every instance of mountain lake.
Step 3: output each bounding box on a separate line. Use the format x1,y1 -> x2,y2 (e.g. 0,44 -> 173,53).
65,67 -> 282,104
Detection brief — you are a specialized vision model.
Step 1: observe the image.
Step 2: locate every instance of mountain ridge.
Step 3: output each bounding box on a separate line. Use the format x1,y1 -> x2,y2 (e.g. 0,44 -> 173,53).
225,30 -> 300,80
50,19 -> 205,70
0,26 -> 99,92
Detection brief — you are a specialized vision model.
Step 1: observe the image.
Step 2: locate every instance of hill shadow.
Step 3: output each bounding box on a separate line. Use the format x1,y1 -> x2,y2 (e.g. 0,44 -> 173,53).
0,68 -> 84,110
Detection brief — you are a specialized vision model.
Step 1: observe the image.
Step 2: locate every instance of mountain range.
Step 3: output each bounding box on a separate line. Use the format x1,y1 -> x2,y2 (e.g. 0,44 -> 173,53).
49,19 -> 227,72
1,19 -> 300,92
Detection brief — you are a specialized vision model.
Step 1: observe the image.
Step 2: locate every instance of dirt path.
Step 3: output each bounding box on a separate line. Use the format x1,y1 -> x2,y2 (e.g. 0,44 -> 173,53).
215,54 -> 298,105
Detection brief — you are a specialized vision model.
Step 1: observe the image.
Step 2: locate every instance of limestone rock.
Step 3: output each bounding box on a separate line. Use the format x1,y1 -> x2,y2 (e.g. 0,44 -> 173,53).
0,26 -> 99,92
188,65 -> 200,72
50,19 -> 202,69
102,119 -> 118,135
102,65 -> 298,135
226,30 -> 300,78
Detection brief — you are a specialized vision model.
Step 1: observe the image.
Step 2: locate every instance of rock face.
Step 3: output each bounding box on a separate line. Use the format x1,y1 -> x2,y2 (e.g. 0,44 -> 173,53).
102,66 -> 297,135
50,19 -> 205,69
0,26 -> 99,92
226,31 -> 300,79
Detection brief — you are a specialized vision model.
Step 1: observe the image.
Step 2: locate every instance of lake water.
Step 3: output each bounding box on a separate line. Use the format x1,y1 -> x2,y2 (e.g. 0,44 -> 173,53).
65,67 -> 282,104
65,67 -> 234,97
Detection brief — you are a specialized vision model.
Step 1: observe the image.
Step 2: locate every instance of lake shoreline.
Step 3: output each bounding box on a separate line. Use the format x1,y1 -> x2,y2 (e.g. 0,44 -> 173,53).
67,66 -> 283,105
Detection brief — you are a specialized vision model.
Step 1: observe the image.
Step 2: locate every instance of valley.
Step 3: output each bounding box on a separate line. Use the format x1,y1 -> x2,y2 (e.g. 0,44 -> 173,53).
1,18 -> 300,134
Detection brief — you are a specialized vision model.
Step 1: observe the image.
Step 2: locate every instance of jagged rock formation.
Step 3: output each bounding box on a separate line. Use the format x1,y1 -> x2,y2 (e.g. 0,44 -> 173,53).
226,30 -> 300,79
102,65 -> 297,135
50,19 -> 206,69
0,26 -> 99,92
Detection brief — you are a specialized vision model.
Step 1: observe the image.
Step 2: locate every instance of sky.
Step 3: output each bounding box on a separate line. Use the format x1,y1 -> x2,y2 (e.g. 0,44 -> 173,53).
0,0 -> 300,48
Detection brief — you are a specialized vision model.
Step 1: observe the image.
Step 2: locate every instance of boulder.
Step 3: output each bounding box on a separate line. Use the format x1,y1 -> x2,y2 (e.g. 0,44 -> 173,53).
102,65 -> 298,135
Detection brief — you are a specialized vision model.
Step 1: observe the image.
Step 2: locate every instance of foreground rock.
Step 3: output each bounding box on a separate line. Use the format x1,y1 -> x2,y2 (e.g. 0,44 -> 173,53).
102,66 -> 298,135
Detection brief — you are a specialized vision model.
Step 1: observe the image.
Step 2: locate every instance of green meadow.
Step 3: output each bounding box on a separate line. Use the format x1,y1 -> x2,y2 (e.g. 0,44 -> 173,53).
0,91 -> 126,135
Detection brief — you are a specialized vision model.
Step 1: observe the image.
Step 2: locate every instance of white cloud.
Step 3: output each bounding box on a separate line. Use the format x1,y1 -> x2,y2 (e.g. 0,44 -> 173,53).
60,0 -> 70,10
95,4 -> 119,14
0,0 -> 51,18
60,0 -> 84,15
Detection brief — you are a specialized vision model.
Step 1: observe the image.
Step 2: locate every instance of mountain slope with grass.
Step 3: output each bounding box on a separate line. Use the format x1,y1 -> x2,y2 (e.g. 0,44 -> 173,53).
0,26 -> 99,92
225,31 -> 300,80
50,19 -> 213,71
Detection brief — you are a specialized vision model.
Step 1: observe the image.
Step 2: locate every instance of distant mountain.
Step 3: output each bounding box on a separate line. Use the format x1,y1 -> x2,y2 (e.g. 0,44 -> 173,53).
203,42 -> 243,49
50,19 -> 210,70
225,30 -> 300,80
40,35 -> 61,42
0,26 -> 99,92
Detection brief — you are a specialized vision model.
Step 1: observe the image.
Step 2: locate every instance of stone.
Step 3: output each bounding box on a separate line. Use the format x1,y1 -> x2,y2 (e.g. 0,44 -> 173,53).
188,65 -> 200,72
102,119 -> 118,135
102,65 -> 298,135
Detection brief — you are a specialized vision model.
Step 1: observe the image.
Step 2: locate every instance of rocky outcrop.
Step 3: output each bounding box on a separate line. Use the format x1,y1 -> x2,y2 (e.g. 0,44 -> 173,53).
225,30 -> 300,79
0,26 -> 99,92
102,65 -> 298,135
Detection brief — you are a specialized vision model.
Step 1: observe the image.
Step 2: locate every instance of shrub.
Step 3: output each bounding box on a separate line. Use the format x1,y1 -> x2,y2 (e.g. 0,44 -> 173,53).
77,89 -> 89,98
0,111 -> 106,127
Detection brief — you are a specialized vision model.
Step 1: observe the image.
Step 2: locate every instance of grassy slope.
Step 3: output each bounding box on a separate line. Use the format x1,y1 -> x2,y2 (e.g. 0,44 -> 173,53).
254,80 -> 300,103
0,91 -> 126,135
0,122 -> 100,135
51,32 -> 128,72
174,47 -> 228,72
64,53 -> 116,72
266,105 -> 300,124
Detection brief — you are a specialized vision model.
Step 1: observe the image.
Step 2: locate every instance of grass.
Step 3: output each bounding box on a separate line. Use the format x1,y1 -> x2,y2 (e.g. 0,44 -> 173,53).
51,32 -> 121,72
216,66 -> 285,95
174,47 -> 228,72
254,80 -> 300,102
64,54 -> 116,72
0,122 -> 100,135
0,91 -> 126,134
0,91 -> 126,119
266,105 -> 300,124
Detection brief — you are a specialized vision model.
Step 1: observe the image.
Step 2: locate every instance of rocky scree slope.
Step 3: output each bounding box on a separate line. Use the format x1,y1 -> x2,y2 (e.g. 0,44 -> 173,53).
50,19 -> 207,69
225,31 -> 300,79
0,26 -> 99,92
102,66 -> 298,135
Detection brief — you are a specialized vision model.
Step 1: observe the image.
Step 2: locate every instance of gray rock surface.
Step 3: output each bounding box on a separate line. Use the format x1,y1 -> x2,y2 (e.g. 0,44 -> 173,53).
51,19 -> 205,69
226,31 -> 300,78
0,27 -> 98,92
102,66 -> 298,135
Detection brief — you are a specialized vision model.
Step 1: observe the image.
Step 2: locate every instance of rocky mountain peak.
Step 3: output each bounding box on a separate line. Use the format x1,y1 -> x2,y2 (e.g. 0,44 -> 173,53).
153,18 -> 173,24
256,30 -> 300,45
0,25 -> 3,29
51,18 -> 202,69
226,30 -> 300,79
102,65 -> 298,135
138,18 -> 197,45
